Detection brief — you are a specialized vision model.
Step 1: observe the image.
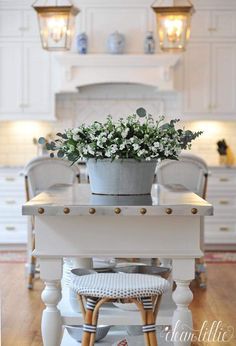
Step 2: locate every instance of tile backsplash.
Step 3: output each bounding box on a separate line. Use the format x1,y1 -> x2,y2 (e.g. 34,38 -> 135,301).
0,85 -> 235,167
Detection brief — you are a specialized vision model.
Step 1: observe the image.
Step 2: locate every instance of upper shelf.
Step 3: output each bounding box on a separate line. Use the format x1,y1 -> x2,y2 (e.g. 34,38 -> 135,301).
55,53 -> 181,68
54,53 -> 181,92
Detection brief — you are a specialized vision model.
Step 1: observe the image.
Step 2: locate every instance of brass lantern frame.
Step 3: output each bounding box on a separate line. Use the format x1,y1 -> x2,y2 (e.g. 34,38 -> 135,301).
152,0 -> 195,52
33,1 -> 80,51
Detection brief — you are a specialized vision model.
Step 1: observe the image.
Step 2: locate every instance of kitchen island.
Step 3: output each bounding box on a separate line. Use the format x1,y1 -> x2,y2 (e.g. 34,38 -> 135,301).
22,183 -> 213,346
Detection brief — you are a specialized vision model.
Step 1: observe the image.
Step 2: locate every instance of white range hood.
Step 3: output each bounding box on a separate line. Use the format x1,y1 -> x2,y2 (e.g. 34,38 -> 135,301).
54,53 -> 181,92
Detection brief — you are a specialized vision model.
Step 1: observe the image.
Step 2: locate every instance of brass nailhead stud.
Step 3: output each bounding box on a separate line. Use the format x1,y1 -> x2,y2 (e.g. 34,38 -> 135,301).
114,207 -> 121,214
63,207 -> 70,214
140,208 -> 147,215
89,208 -> 96,215
191,208 -> 198,215
38,208 -> 44,214
165,208 -> 173,215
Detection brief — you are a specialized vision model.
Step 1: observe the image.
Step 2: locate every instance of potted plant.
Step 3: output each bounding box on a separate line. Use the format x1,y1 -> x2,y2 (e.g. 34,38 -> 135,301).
40,108 -> 202,195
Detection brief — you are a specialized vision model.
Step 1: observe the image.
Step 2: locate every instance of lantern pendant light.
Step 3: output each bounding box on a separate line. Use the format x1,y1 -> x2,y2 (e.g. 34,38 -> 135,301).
152,0 -> 195,52
33,0 -> 79,51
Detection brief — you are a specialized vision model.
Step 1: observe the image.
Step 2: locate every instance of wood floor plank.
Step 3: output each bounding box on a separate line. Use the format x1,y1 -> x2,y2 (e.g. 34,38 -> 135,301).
0,263 -> 235,346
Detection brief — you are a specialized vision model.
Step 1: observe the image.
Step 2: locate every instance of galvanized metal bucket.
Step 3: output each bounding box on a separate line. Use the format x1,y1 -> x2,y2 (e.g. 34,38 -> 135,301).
86,159 -> 157,195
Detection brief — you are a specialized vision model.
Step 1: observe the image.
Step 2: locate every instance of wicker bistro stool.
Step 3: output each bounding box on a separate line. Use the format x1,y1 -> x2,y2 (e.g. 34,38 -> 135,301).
71,272 -> 170,346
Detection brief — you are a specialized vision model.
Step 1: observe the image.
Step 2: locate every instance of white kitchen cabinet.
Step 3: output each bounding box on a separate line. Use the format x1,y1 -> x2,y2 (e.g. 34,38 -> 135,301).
205,167 -> 236,250
0,9 -> 38,38
211,11 -> 236,38
183,43 -> 210,113
22,10 -> 39,38
183,42 -> 236,117
0,42 -> 23,115
211,43 -> 236,113
0,41 -> 55,120
0,168 -> 27,248
191,10 -> 211,38
23,42 -> 54,117
0,10 -> 22,37
191,10 -> 236,39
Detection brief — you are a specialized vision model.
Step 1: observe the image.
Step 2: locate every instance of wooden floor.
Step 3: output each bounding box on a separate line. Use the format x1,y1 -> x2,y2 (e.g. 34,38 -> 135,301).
1,263 -> 236,346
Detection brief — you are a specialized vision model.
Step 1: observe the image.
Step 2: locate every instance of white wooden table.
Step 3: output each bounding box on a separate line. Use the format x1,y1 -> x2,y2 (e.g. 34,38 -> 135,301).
22,183 -> 213,346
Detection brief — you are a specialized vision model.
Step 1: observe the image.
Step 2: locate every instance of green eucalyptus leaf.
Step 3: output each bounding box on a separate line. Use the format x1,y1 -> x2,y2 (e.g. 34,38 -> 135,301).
136,107 -> 147,118
38,137 -> 46,145
57,150 -> 64,158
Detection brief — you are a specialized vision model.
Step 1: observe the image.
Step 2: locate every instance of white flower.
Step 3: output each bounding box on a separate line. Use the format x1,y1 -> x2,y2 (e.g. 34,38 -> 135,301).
72,128 -> 79,135
121,129 -> 129,139
105,150 -> 111,157
110,144 -> 118,154
133,143 -> 140,151
88,146 -> 94,155
73,134 -> 80,141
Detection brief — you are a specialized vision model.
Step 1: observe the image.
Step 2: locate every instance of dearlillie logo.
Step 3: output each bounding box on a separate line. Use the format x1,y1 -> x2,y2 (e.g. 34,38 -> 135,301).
161,320 -> 234,343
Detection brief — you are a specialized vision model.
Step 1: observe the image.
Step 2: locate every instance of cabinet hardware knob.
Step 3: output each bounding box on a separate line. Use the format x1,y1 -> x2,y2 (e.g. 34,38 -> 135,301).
5,177 -> 15,181
165,208 -> 172,215
63,207 -> 70,214
191,208 -> 198,214
89,208 -> 96,215
220,178 -> 229,182
5,226 -> 16,231
140,208 -> 147,215
220,227 -> 230,232
5,200 -> 16,204
114,208 -> 121,214
38,208 -> 44,214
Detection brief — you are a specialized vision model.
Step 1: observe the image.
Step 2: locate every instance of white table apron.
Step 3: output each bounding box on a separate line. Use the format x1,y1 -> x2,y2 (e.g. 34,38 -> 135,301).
36,215 -> 199,346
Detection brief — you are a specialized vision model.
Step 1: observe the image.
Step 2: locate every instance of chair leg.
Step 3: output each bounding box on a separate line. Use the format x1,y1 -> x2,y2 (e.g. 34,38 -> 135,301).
141,297 -> 158,346
79,296 -> 110,346
28,234 -> 36,289
81,297 -> 98,346
195,257 -> 207,289
132,297 -> 158,346
90,297 -> 110,346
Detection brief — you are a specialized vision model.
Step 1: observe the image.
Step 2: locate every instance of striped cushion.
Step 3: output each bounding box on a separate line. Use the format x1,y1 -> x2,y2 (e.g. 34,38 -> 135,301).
71,273 -> 169,298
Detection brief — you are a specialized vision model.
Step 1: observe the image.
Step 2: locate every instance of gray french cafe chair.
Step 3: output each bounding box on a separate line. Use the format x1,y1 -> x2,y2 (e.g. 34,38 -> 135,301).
156,153 -> 208,288
24,156 -> 80,289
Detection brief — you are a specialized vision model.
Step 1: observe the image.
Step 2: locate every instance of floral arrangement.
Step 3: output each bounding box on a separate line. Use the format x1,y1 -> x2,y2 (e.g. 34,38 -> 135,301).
39,108 -> 202,164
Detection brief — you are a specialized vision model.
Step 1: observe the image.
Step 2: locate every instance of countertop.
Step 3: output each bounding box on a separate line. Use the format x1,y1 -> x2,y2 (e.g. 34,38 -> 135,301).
22,183 -> 213,216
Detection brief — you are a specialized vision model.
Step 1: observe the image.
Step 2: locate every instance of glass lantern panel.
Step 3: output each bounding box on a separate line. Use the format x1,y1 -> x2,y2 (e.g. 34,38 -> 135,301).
37,10 -> 72,51
157,12 -> 191,51
65,12 -> 76,50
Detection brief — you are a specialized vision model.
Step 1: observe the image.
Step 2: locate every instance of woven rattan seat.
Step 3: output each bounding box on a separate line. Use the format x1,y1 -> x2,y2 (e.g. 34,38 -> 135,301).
71,273 -> 169,298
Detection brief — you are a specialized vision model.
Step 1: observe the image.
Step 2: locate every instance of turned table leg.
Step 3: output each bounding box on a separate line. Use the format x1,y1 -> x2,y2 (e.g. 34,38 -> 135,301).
40,258 -> 63,346
171,259 -> 195,346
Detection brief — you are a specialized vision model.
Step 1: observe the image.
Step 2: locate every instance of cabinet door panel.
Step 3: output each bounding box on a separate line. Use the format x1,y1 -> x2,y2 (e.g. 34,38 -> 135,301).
0,10 -> 22,37
183,43 -> 210,113
0,43 -> 23,115
212,11 -> 236,37
23,42 -> 53,115
211,43 -> 236,113
23,10 -> 39,38
191,10 -> 211,38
